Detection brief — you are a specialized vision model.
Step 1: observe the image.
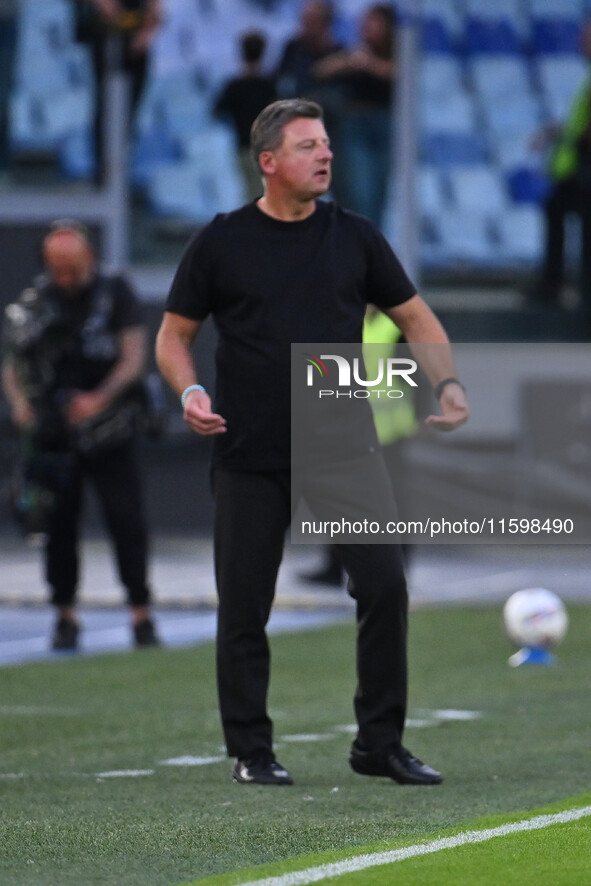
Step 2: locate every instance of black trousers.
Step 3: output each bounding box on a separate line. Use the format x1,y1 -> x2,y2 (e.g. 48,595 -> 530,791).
46,440 -> 151,609
542,176 -> 591,302
212,460 -> 408,761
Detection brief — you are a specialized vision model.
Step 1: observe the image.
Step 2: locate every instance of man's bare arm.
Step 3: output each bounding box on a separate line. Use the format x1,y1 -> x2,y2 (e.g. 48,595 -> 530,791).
386,294 -> 469,431
155,311 -> 226,436
1,356 -> 34,428
67,326 -> 147,425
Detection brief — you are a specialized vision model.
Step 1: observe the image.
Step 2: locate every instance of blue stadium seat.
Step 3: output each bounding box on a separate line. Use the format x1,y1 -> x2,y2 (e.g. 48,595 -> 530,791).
480,92 -> 544,137
418,165 -> 449,215
529,0 -> 584,19
429,210 -> 497,263
491,131 -> 539,171
464,17 -> 523,55
131,129 -> 182,189
10,88 -> 90,153
422,18 -> 456,54
537,55 -> 588,121
506,167 -> 551,205
421,55 -> 464,99
447,164 -> 510,214
532,18 -> 581,54
421,91 -> 477,134
146,126 -> 244,223
470,55 -> 533,100
58,128 -> 94,180
421,0 -> 462,54
422,132 -> 488,167
495,206 -> 544,264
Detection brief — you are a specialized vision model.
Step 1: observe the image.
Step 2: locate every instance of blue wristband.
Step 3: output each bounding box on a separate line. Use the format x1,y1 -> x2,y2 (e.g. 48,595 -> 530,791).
181,384 -> 206,408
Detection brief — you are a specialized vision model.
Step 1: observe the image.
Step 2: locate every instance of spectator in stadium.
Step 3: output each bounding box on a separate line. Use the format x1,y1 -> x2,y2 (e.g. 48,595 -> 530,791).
530,19 -> 591,311
312,3 -> 397,228
1,220 -> 161,652
213,31 -> 277,202
0,0 -> 17,178
156,98 -> 468,788
72,0 -> 163,185
276,1 -> 343,100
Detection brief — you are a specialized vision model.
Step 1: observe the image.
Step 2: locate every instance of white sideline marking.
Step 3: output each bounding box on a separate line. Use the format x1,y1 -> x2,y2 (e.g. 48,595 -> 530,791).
235,806 -> 591,886
95,769 -> 155,778
159,755 -> 225,767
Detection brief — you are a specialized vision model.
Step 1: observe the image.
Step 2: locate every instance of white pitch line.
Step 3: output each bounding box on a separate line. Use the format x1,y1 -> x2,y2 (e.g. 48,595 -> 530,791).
234,806 -> 591,886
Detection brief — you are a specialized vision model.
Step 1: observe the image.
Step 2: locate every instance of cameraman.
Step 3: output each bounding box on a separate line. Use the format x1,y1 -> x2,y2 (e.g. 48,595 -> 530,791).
1,220 -> 160,651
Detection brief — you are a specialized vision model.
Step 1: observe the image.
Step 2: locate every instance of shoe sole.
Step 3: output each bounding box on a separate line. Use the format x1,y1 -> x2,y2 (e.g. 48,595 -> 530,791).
232,774 -> 294,786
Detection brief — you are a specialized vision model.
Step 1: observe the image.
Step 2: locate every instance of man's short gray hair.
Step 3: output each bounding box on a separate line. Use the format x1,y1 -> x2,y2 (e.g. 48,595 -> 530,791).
250,99 -> 324,172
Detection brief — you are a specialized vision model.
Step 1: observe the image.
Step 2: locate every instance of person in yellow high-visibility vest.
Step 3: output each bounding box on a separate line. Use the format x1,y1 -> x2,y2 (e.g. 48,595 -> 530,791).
532,20 -> 591,307
300,306 -> 420,586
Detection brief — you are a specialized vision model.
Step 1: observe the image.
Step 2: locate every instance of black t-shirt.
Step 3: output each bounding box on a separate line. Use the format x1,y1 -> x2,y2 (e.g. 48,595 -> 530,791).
214,76 -> 278,147
165,200 -> 416,470
37,273 -> 143,392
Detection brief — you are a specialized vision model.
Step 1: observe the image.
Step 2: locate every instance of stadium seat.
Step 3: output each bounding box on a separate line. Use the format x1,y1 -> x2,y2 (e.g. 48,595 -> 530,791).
469,56 -> 533,100
506,166 -> 551,205
58,128 -> 94,180
495,206 -> 544,263
147,134 -> 244,224
447,165 -> 510,214
464,17 -> 523,55
491,131 -> 539,171
10,88 -> 90,153
529,0 -> 584,19
532,18 -> 581,54
480,92 -> 544,137
421,0 -> 462,53
421,55 -> 463,100
417,165 -> 449,215
429,210 -> 497,263
422,131 -> 488,167
537,55 -> 588,121
421,91 -> 477,135
131,128 -> 182,189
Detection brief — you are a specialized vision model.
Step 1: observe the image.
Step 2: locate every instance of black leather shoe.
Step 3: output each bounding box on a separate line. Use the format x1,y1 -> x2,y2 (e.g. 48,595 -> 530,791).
133,618 -> 161,648
232,755 -> 293,786
349,744 -> 443,785
52,618 -> 79,651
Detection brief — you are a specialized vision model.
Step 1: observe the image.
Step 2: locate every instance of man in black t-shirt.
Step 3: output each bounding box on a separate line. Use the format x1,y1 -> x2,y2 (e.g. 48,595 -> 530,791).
2,221 -> 160,651
156,99 -> 468,787
214,32 -> 277,202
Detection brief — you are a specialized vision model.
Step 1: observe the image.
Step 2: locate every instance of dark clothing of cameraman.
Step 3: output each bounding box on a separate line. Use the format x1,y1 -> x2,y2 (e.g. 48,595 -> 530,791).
2,226 -> 159,650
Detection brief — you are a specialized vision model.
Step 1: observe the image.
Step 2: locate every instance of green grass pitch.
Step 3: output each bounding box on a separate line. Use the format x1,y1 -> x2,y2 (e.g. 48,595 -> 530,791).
1,603 -> 590,885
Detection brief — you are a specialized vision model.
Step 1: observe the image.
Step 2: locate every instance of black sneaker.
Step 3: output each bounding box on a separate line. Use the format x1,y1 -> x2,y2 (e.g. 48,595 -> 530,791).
232,754 -> 294,786
52,618 -> 80,652
349,743 -> 442,785
133,618 -> 161,648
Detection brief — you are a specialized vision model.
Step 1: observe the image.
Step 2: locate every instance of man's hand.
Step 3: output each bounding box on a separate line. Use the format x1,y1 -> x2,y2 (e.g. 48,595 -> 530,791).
183,389 -> 227,437
425,382 -> 469,432
67,390 -> 110,426
11,398 -> 35,429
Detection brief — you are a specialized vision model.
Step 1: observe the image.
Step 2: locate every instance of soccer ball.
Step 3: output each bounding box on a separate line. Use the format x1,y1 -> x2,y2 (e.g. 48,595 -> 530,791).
503,588 -> 568,649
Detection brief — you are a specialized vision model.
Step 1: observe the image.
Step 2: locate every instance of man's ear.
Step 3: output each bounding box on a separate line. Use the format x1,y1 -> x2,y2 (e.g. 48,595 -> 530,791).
258,151 -> 276,176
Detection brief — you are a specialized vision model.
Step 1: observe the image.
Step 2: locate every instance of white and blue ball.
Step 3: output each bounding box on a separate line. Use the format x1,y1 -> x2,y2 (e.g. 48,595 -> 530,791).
503,588 -> 568,650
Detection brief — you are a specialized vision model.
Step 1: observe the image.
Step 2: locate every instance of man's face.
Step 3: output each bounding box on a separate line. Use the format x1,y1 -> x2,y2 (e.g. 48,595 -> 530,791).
264,117 -> 333,200
43,231 -> 95,296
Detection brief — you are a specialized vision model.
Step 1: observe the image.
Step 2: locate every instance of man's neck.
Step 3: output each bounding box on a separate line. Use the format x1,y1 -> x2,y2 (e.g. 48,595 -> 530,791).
256,194 -> 317,222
